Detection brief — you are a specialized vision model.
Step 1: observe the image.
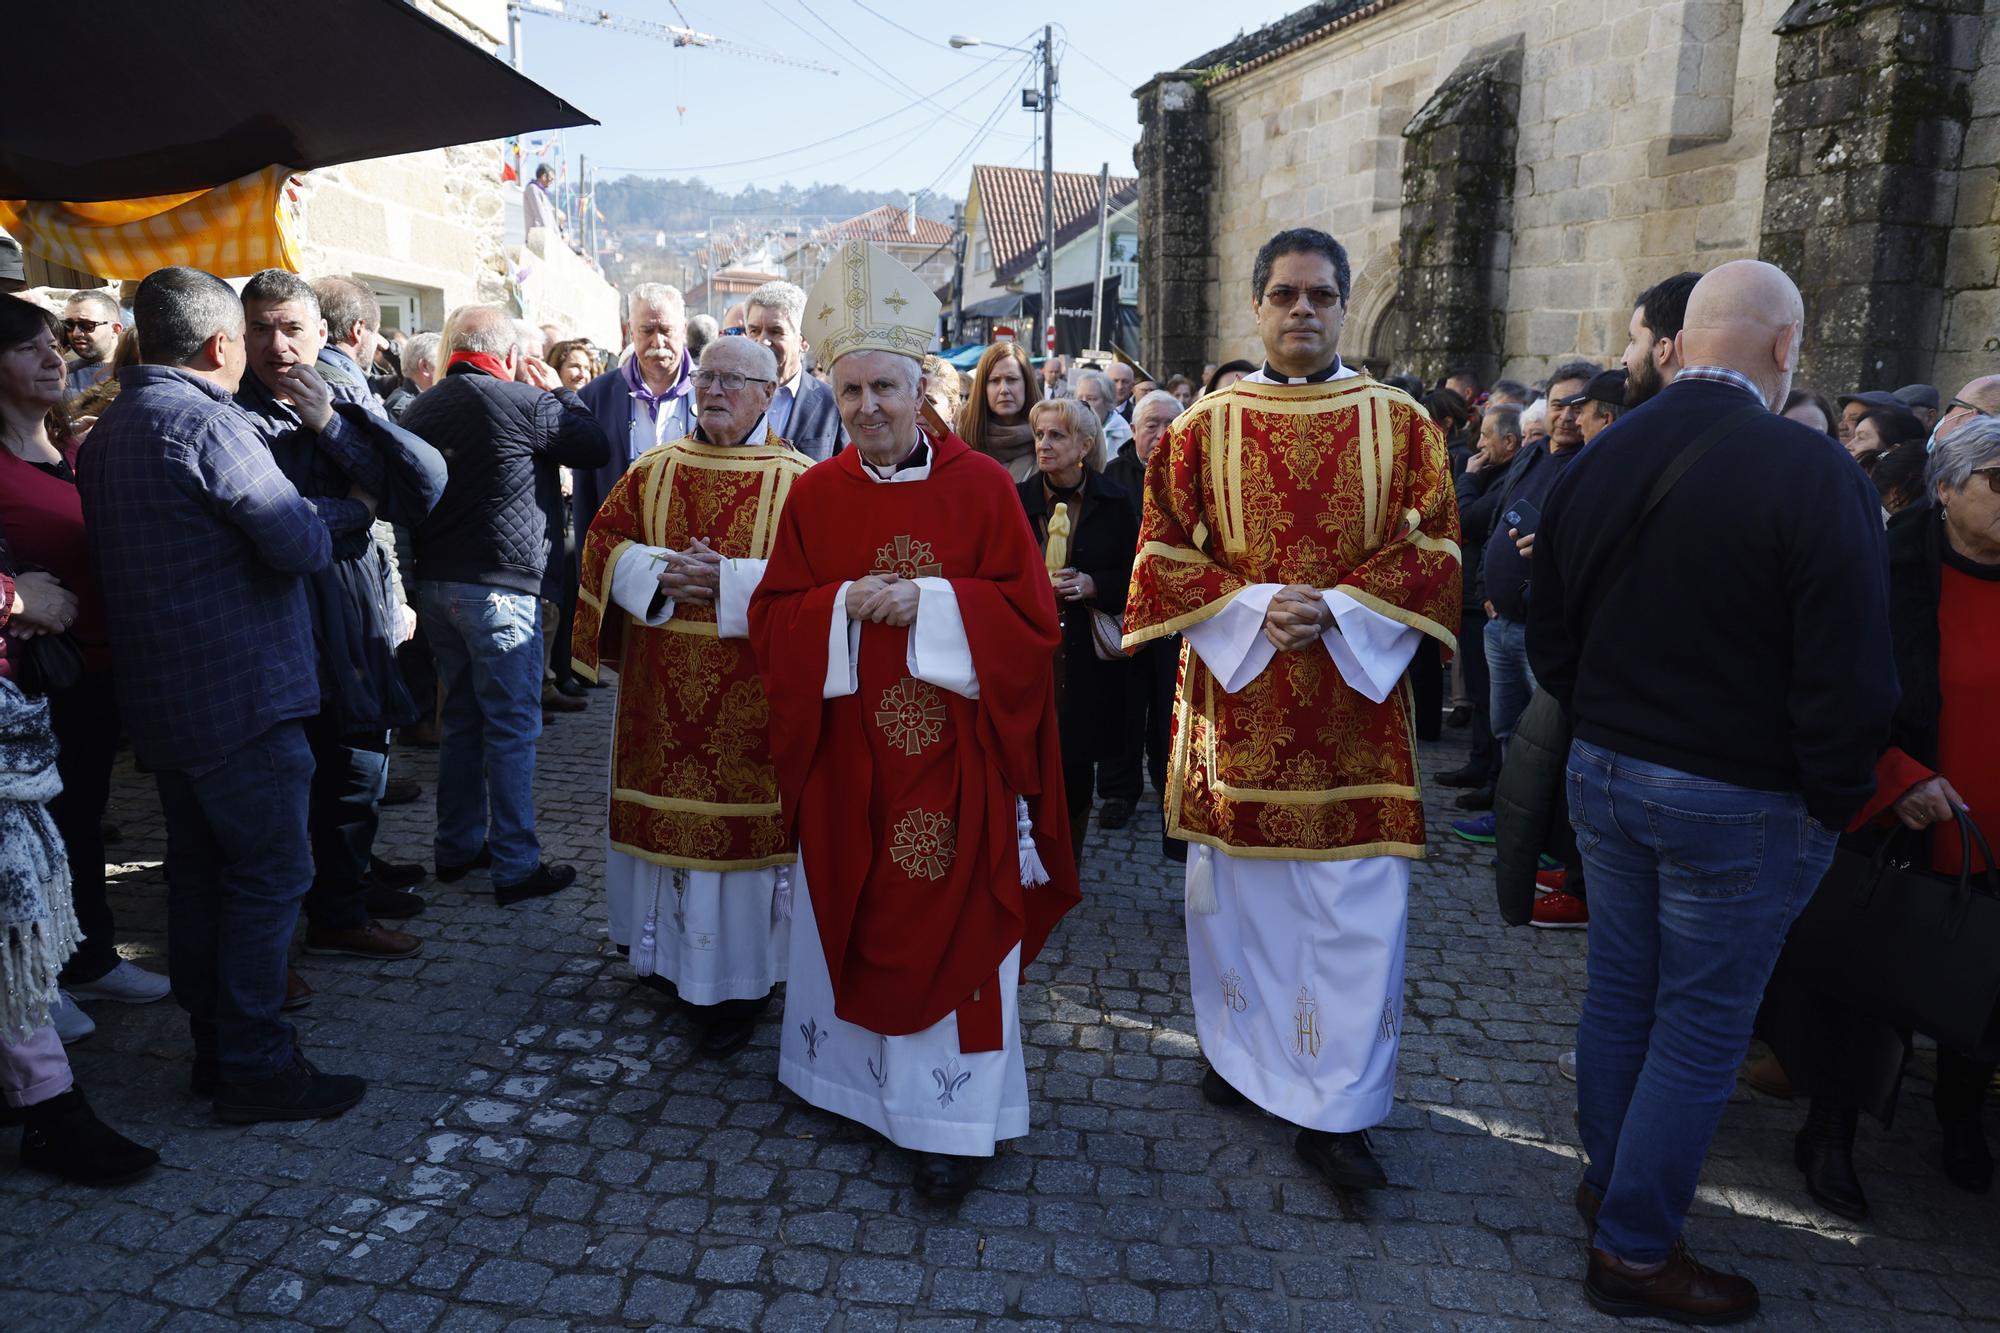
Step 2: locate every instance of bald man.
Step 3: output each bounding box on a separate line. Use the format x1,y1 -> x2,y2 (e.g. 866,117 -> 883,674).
1527,261 -> 1897,1322
1933,373 -> 2000,446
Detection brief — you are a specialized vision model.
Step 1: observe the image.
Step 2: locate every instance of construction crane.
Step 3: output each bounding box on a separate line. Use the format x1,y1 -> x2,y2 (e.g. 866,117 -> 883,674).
508,1 -> 839,75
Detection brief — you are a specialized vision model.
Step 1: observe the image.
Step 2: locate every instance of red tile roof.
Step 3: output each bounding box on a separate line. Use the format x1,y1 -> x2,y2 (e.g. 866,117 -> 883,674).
824,203 -> 955,247
972,164 -> 1138,283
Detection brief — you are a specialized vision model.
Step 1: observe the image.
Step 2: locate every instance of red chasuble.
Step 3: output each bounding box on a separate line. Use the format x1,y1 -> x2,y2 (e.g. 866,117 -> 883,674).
748,430 -> 1080,1052
1123,375 -> 1462,860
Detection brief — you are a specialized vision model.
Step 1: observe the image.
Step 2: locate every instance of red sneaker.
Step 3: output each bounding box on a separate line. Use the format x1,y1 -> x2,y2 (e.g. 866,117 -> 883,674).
1535,868 -> 1568,894
1531,890 -> 1588,929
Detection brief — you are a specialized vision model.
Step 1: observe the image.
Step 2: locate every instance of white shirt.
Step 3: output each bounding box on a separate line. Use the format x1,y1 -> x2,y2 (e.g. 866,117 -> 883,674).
768,366 -> 806,439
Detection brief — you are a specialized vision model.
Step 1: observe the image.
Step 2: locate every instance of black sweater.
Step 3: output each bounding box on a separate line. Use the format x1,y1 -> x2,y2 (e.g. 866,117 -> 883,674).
402,365 -> 610,595
1527,376 -> 1899,828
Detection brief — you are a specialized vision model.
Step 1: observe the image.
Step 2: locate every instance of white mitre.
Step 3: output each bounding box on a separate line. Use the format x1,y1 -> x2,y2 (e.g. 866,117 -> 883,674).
801,239 -> 941,369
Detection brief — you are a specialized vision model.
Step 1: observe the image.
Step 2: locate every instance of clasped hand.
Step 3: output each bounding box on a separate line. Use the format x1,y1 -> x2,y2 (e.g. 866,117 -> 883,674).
1049,567 -> 1095,604
844,573 -> 920,627
1262,584 -> 1331,652
656,538 -> 723,604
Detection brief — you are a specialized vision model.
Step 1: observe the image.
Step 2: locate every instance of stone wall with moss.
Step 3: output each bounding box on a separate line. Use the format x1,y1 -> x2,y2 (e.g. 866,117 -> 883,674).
1134,73 -> 1214,381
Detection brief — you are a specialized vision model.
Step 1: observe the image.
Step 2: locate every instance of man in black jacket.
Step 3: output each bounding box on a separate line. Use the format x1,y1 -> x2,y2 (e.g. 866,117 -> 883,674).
1528,261 -> 1897,1324
1437,402 -> 1526,807
402,307 -> 611,905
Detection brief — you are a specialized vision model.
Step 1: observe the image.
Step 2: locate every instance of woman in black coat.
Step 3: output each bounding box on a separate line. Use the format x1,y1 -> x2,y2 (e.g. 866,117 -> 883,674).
1016,398 -> 1138,865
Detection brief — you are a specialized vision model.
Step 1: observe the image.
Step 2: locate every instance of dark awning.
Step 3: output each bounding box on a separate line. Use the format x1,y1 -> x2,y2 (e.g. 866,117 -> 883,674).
961,292 -> 1026,319
2,0 -> 595,202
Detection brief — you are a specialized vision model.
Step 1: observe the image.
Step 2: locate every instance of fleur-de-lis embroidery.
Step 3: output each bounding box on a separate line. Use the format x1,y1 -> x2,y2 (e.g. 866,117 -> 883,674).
867,1036 -> 888,1088
1219,969 -> 1249,1013
1378,1000 -> 1397,1044
1293,986 -> 1322,1059
932,1058 -> 971,1106
799,1017 -> 827,1061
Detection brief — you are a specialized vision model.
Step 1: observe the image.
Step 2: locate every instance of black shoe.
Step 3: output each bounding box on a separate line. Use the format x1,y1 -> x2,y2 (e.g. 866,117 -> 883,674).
555,674 -> 588,699
1295,1127 -> 1388,1190
370,855 -> 426,889
1454,785 -> 1495,811
213,1057 -> 366,1124
1098,797 -> 1133,830
436,846 -> 492,883
17,1088 -> 158,1184
636,972 -> 680,1003
1941,1117 -> 1994,1194
1445,705 -> 1472,730
1794,1101 -> 1868,1220
364,881 -> 427,919
494,861 -> 577,906
380,777 -> 422,807
1201,1066 -> 1248,1108
1434,764 -> 1487,789
914,1153 -> 980,1202
697,994 -> 770,1058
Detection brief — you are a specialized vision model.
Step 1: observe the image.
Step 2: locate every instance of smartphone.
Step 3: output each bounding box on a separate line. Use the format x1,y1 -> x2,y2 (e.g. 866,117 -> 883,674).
1503,498 -> 1542,537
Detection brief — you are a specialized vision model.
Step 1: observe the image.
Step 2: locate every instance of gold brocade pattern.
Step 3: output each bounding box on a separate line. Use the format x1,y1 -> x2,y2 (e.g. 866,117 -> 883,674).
874,678 -> 947,756
872,535 -> 943,579
1123,376 -> 1463,860
890,808 -> 956,882
573,434 -> 811,871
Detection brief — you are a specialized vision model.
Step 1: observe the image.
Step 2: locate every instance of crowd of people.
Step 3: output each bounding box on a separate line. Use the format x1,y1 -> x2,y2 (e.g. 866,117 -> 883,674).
0,217 -> 1993,1326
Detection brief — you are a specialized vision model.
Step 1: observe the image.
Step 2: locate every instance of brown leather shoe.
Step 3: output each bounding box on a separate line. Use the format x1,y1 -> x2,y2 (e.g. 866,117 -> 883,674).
1585,1245 -> 1758,1324
1744,1052 -> 1794,1100
302,921 -> 422,960
281,969 -> 314,1011
541,683 -> 586,713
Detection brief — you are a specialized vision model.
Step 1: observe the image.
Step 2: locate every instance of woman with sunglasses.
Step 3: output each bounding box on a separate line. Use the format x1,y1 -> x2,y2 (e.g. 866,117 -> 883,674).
1785,414 -> 2000,1219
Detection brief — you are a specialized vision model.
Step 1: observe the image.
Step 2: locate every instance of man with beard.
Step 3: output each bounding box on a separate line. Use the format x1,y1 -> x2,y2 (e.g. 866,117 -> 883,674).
574,284 -> 697,538
1621,272 -> 1700,409
61,291 -> 123,396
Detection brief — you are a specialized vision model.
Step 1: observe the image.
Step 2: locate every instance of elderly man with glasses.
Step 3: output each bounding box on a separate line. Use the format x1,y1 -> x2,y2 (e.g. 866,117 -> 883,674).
1928,375 -> 2000,450
572,336 -> 810,1060
61,291 -> 124,396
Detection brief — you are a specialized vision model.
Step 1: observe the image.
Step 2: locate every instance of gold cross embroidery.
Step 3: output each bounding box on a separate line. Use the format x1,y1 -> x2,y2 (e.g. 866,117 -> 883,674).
882,289 -> 910,313
817,303 -> 835,323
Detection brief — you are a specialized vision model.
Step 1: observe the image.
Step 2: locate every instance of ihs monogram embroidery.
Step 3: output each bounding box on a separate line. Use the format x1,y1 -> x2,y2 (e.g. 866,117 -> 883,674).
890,808 -> 955,881
932,1057 -> 971,1106
875,678 -> 947,756
1293,986 -> 1322,1059
872,534 -> 943,579
1378,1000 -> 1397,1043
799,1017 -> 827,1061
1219,969 -> 1249,1012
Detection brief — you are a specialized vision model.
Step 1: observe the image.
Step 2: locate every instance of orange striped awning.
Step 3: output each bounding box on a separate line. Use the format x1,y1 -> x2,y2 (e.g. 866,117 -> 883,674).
0,166 -> 301,281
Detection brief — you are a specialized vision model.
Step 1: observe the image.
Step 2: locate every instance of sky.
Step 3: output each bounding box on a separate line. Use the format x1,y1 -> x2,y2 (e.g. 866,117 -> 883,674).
513,0 -> 1297,199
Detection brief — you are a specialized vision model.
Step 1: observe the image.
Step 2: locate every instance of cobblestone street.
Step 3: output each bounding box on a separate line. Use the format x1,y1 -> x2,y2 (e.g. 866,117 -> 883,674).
3,682 -> 1996,1331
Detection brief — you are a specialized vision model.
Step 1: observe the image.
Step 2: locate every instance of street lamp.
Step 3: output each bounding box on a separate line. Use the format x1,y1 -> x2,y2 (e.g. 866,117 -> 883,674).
951,28 -> 1057,362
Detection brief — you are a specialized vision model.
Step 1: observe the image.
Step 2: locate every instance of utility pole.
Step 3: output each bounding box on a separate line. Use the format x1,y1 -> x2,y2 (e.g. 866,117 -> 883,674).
1039,24 -> 1056,363
507,0 -> 524,70
1088,163 -> 1110,356
951,203 -> 967,346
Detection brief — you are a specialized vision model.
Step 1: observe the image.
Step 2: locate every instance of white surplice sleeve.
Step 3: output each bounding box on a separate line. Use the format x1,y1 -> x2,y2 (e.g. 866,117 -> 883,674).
905,577 -> 980,700
824,581 -> 861,698
1181,582 -> 1420,703
715,557 -> 767,640
610,544 -> 676,626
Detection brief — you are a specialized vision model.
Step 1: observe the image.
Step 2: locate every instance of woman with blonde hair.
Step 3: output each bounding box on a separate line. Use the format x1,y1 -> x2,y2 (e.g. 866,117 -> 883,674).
957,341 -> 1041,481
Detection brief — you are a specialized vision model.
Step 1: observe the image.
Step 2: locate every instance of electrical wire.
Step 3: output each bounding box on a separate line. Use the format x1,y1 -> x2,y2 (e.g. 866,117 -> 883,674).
914,48 -> 1039,198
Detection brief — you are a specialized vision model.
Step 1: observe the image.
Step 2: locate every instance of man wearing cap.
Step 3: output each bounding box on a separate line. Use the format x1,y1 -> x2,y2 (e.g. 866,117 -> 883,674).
1562,369 -> 1628,447
1836,390 -> 1903,450
748,241 -> 1080,1201
1893,383 -> 1939,429
572,336 -> 810,1058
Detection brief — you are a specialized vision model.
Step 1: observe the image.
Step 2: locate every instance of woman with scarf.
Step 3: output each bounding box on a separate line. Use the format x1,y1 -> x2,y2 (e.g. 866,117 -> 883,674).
959,341 -> 1042,482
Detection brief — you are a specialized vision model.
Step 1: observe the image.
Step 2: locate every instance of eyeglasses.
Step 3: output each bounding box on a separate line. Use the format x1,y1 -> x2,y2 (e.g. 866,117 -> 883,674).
60,317 -> 111,334
1261,285 -> 1343,310
1947,398 -> 1997,419
1971,467 -> 2000,495
692,371 -> 772,392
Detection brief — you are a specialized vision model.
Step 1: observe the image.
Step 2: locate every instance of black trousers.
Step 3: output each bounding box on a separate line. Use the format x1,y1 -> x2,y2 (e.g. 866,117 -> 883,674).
1063,756 -> 1095,865
1410,638 -> 1443,742
1459,607 -> 1497,780
301,712 -> 389,931
49,671 -> 121,984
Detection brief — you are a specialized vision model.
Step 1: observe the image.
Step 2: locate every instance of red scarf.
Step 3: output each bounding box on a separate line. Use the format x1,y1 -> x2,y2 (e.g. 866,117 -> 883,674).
447,349 -> 511,380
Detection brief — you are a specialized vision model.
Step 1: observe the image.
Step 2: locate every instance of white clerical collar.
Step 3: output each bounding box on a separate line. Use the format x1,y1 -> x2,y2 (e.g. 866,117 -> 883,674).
1245,355 -> 1355,386
693,412 -> 771,447
859,437 -> 930,483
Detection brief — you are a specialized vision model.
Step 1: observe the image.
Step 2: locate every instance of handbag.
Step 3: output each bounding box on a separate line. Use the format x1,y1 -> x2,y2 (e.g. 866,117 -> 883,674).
9,629 -> 85,697
1089,609 -> 1128,661
1787,813 -> 2000,1058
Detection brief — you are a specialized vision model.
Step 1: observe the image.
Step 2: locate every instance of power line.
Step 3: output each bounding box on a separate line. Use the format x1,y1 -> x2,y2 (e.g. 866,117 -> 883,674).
917,49 -> 1039,198
843,0 -> 941,48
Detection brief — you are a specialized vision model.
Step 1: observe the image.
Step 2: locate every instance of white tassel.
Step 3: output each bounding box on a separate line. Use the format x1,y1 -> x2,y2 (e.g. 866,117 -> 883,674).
1016,796 -> 1050,886
772,864 -> 794,924
1186,845 -> 1219,915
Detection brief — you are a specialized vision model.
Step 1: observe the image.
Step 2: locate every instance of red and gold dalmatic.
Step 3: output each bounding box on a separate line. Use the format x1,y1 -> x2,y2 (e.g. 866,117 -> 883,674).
571,430 -> 811,871
1122,375 -> 1462,860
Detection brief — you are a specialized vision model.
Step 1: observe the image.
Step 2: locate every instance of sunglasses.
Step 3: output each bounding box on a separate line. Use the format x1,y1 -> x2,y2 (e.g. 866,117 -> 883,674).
60,317 -> 112,334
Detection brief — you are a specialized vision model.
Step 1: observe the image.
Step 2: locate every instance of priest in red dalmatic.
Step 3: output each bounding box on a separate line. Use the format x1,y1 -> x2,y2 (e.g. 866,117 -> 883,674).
1124,228 -> 1461,1193
748,241 -> 1079,1201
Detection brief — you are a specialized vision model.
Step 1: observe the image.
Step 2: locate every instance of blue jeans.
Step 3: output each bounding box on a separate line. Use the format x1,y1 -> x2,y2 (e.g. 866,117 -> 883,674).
1566,739 -> 1837,1263
1483,615 -> 1537,760
302,713 -> 389,930
154,720 -> 314,1083
418,580 -> 544,884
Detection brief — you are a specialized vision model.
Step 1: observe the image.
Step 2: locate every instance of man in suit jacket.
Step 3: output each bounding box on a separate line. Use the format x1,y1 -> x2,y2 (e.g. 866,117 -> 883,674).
743,280 -> 842,462
573,283 -> 697,539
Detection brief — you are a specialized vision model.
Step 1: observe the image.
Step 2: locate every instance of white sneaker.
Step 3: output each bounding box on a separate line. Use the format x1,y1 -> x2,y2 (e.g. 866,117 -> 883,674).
1557,1049 -> 1578,1082
49,991 -> 95,1044
67,960 -> 171,1004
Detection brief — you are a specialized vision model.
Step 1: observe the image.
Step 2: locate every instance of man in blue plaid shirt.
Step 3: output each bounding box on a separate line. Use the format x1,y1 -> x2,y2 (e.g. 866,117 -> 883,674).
78,267 -> 370,1126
